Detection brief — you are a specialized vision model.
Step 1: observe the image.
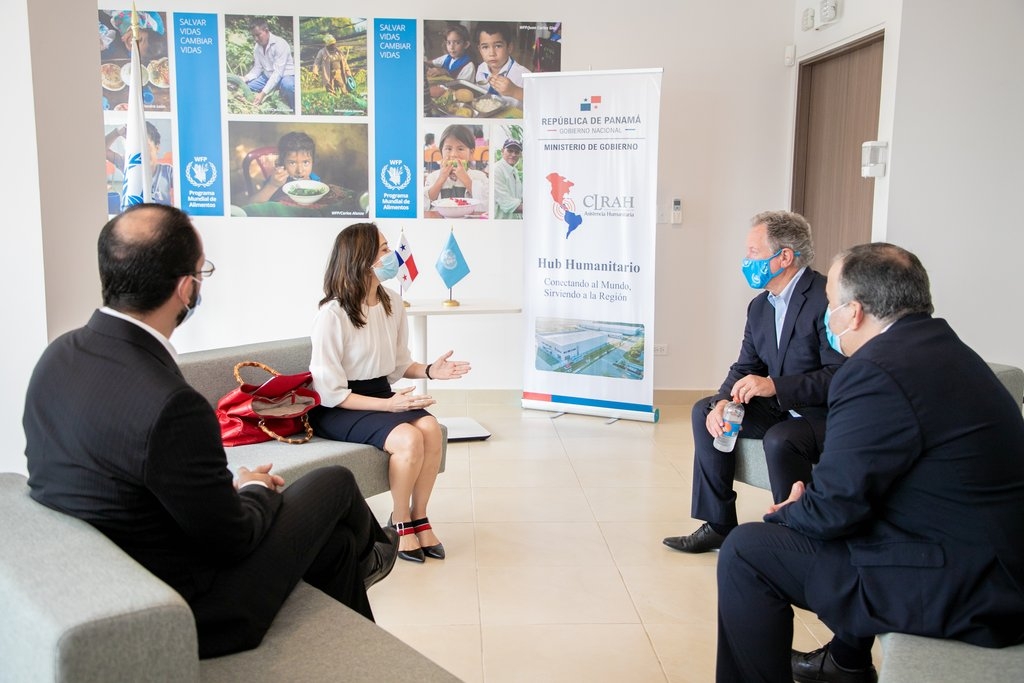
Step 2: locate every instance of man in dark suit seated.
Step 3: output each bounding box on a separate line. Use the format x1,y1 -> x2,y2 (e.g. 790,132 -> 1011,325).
716,243 -> 1024,682
664,211 -> 845,554
23,204 -> 398,658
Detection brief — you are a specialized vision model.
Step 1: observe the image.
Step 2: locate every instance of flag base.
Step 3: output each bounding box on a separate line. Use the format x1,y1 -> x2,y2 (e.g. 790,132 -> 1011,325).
442,299 -> 460,307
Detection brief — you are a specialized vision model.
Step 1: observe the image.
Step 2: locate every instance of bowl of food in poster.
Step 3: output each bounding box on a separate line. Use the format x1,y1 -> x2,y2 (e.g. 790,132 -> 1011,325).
431,197 -> 482,218
471,95 -> 507,117
282,180 -> 330,205
120,62 -> 149,87
101,63 -> 125,91
148,57 -> 170,88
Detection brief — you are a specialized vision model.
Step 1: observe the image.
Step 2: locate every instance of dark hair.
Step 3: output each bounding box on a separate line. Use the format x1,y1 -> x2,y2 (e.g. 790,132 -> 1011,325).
145,121 -> 160,146
438,124 -> 476,151
445,24 -> 470,43
320,222 -> 392,327
834,242 -> 934,322
278,131 -> 315,161
475,21 -> 511,44
98,204 -> 200,313
249,18 -> 269,33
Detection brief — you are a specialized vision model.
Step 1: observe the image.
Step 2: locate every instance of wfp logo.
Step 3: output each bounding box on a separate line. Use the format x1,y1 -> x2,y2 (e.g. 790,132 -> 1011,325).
380,161 -> 411,191
579,95 -> 602,112
185,158 -> 218,188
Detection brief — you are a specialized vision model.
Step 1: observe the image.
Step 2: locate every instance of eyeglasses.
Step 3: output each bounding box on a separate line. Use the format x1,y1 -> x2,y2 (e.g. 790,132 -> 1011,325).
194,260 -> 215,279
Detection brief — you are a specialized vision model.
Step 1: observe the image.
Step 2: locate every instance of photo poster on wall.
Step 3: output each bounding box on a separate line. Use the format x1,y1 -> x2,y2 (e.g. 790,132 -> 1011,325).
520,68 -> 663,423
97,9 -> 561,222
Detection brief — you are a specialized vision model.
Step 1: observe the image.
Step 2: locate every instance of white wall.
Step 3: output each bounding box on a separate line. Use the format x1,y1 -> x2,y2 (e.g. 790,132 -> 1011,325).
2,0 -> 49,475
885,0 -> 1024,369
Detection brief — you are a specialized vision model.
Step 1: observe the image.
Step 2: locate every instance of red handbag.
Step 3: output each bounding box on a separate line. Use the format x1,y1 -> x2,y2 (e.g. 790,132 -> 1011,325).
216,361 -> 320,446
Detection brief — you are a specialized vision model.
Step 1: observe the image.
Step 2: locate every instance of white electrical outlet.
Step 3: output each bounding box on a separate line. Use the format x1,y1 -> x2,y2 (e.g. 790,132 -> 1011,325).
653,343 -> 669,356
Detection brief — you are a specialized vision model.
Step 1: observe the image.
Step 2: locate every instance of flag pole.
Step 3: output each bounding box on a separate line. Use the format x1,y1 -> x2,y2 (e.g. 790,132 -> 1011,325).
442,226 -> 460,307
119,2 -> 152,211
400,226 -> 410,307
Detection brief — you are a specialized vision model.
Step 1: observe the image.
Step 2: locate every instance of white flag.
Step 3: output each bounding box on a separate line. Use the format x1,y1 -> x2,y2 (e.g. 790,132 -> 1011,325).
120,23 -> 152,212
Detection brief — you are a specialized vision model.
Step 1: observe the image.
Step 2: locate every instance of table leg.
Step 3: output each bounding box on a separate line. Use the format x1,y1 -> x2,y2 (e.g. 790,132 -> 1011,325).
409,313 -> 491,441
410,314 -> 428,395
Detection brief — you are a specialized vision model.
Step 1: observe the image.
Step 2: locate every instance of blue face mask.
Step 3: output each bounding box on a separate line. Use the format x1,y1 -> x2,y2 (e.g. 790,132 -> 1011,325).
741,249 -> 785,289
372,251 -> 400,282
824,303 -> 850,356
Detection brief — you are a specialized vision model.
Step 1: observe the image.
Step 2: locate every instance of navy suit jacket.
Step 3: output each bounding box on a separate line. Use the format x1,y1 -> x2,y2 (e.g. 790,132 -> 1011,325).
768,314 -> 1024,647
715,268 -> 845,417
24,310 -> 281,601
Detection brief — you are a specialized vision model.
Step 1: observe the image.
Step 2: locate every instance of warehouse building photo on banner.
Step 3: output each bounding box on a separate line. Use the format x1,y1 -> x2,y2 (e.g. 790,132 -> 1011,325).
99,9 -> 171,113
228,121 -> 369,218
535,317 -> 645,379
423,122 -> 490,219
423,20 -> 562,119
298,17 -> 368,116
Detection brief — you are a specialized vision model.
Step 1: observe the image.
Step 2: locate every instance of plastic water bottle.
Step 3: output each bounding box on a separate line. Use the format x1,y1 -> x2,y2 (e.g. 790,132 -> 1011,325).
713,401 -> 745,452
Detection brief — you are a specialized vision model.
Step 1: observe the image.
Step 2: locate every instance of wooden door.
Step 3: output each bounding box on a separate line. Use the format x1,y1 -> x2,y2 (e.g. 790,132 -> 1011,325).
792,33 -> 884,268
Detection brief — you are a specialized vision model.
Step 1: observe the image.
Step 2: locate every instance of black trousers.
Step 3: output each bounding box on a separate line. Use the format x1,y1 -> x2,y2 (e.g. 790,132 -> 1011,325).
190,465 -> 387,658
691,395 -> 826,525
715,522 -> 874,683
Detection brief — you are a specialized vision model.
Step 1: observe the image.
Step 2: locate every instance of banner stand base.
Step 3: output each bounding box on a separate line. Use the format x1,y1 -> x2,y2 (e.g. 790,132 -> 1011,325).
522,399 -> 659,424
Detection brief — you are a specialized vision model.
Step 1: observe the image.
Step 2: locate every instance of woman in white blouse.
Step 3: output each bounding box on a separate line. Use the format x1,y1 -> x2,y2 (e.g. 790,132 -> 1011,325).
309,223 -> 471,562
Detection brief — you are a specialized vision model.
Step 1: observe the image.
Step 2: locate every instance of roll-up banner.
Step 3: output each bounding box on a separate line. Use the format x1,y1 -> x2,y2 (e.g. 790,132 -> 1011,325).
521,68 -> 662,423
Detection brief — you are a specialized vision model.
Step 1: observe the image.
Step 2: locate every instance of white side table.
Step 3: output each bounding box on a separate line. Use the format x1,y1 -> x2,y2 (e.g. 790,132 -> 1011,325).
405,301 -> 522,441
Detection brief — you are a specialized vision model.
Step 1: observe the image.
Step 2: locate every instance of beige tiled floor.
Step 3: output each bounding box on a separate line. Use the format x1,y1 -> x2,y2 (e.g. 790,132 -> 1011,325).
366,390 -> 879,682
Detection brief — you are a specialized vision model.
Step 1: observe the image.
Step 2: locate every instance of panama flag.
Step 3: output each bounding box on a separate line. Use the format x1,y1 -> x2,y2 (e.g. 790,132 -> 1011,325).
119,5 -> 152,212
435,229 -> 470,290
395,232 -> 418,294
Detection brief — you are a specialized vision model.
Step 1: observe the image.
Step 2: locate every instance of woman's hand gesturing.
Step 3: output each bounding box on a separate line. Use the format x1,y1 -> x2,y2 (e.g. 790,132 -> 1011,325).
429,350 -> 471,380
387,385 -> 436,412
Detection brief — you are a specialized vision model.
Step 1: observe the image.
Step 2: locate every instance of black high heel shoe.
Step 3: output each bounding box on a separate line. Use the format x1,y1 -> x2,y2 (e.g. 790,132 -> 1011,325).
388,514 -> 425,563
411,517 -> 445,560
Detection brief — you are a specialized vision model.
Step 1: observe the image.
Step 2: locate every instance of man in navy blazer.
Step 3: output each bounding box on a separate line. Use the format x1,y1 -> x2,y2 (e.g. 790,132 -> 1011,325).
665,211 -> 845,554
23,204 -> 397,658
717,243 -> 1024,682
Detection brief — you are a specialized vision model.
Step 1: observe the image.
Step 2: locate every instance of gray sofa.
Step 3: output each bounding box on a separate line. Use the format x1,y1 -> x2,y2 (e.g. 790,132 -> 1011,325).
177,336 -> 446,491
731,361 -> 1024,682
0,473 -> 459,682
0,336 -> 457,682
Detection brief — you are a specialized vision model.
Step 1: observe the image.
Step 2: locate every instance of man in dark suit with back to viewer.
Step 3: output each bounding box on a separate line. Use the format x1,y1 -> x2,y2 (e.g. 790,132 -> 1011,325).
664,210 -> 845,554
717,242 -> 1024,682
23,203 -> 397,658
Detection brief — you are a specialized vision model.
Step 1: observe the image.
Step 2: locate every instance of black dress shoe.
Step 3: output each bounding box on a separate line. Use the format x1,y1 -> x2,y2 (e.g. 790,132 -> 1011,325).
361,526 -> 399,590
663,522 -> 727,553
792,646 -> 878,683
410,517 -> 445,560
388,516 -> 426,563
421,543 -> 445,560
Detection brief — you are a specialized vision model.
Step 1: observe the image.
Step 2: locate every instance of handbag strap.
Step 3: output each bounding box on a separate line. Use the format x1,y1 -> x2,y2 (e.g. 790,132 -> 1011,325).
234,360 -> 280,386
259,414 -> 314,444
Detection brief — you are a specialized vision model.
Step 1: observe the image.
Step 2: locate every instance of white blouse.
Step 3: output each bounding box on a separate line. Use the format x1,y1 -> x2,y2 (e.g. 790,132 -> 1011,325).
309,289 -> 414,407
